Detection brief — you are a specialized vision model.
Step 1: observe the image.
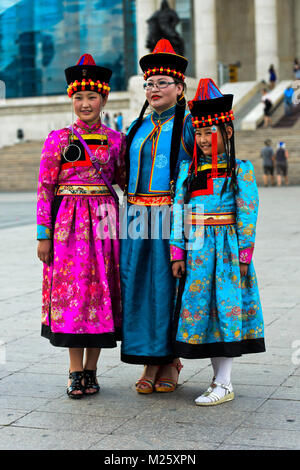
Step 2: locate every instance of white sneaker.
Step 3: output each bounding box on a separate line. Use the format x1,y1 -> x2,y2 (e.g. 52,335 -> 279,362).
195,381 -> 234,406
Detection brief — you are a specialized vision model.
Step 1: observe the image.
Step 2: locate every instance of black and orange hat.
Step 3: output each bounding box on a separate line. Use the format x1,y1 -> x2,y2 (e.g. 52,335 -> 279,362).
139,39 -> 188,82
65,54 -> 112,98
188,78 -> 235,177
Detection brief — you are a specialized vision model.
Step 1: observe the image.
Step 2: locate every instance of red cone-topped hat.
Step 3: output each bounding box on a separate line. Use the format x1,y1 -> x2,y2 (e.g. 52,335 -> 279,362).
139,38 -> 188,81
188,78 -> 235,177
188,78 -> 234,128
152,38 -> 175,54
65,54 -> 112,97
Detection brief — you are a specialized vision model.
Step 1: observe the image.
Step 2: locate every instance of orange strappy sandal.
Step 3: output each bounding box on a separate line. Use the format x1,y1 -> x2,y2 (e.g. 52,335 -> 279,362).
135,377 -> 155,394
154,360 -> 183,393
135,365 -> 160,394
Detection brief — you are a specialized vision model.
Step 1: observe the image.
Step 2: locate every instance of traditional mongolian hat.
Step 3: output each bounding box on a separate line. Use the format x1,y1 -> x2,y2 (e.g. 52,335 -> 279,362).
65,54 -> 112,98
188,78 -> 234,128
188,78 -> 235,177
139,38 -> 188,81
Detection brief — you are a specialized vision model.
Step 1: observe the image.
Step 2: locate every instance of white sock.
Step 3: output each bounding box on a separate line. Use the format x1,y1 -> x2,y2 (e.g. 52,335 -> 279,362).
210,357 -> 222,378
196,357 -> 233,403
215,357 -> 233,386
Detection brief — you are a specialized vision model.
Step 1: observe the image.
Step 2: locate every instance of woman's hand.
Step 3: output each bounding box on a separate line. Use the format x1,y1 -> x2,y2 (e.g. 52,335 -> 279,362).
37,240 -> 53,266
172,261 -> 186,279
240,262 -> 248,277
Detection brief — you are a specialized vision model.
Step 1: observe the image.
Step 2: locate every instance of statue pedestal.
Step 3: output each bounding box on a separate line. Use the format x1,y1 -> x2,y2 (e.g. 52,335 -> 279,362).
127,75 -> 199,123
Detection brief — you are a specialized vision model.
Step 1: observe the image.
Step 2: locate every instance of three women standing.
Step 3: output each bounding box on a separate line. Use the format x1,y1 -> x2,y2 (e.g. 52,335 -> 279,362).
37,46 -> 265,404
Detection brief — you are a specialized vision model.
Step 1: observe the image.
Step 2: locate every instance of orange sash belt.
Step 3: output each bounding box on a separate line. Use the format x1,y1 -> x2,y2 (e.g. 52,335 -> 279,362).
127,194 -> 171,206
186,212 -> 236,226
56,184 -> 111,196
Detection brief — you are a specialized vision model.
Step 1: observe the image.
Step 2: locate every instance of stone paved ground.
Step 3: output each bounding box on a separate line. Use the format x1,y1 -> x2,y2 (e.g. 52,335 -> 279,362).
0,187 -> 299,451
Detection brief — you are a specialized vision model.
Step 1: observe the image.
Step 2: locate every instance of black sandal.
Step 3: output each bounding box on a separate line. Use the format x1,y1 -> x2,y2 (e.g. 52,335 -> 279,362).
83,369 -> 100,395
67,371 -> 85,399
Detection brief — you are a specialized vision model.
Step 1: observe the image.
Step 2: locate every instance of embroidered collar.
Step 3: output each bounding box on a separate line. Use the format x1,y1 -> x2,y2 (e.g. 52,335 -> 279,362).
199,152 -> 228,165
152,105 -> 176,122
74,118 -> 102,132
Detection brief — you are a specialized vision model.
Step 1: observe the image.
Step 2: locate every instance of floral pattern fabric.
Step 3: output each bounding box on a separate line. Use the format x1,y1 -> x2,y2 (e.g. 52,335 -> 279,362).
37,119 -> 126,343
170,157 -> 265,357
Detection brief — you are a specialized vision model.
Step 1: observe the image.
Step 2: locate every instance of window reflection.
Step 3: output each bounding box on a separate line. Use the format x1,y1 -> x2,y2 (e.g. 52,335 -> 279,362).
0,0 -> 137,98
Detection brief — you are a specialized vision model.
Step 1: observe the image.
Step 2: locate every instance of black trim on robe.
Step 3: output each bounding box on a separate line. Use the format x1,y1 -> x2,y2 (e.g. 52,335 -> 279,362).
120,353 -> 175,366
41,324 -> 122,348
173,338 -> 266,359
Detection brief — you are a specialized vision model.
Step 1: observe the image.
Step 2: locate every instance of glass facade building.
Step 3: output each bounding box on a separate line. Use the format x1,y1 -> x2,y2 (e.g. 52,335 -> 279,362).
0,0 -> 194,99
0,0 -> 137,98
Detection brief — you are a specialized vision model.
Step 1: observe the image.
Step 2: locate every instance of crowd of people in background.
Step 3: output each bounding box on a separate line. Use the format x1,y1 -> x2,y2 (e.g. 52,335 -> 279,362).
260,64 -> 277,128
260,59 -> 300,127
260,139 -> 289,187
259,60 -> 297,186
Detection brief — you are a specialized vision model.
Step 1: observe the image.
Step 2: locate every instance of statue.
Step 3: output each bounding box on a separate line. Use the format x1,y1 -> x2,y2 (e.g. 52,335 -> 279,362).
146,0 -> 185,56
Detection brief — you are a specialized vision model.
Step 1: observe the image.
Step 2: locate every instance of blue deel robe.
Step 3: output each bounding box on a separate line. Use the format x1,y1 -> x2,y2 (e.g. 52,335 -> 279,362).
170,155 -> 265,358
120,105 -> 194,364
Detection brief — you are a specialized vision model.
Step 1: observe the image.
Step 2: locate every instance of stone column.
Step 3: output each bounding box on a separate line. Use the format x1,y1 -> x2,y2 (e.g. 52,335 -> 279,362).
193,0 -> 218,81
135,0 -> 157,65
254,0 -> 279,81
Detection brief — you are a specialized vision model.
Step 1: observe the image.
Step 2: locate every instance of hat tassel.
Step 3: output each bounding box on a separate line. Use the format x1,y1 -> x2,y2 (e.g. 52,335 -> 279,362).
189,137 -> 198,176
211,129 -> 218,179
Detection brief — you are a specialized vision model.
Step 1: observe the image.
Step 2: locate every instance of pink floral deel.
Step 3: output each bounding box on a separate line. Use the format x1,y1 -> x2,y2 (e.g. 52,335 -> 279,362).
37,119 -> 126,336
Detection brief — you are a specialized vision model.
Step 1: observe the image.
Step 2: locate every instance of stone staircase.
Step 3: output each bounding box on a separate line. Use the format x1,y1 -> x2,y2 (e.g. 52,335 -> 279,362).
0,124 -> 299,191
0,140 -> 42,191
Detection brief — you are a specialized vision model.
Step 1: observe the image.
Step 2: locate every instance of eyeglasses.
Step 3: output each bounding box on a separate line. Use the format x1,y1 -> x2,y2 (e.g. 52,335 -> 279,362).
143,80 -> 176,90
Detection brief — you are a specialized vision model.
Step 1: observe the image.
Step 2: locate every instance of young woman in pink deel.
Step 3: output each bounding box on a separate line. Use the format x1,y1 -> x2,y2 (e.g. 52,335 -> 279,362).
37,54 -> 126,398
